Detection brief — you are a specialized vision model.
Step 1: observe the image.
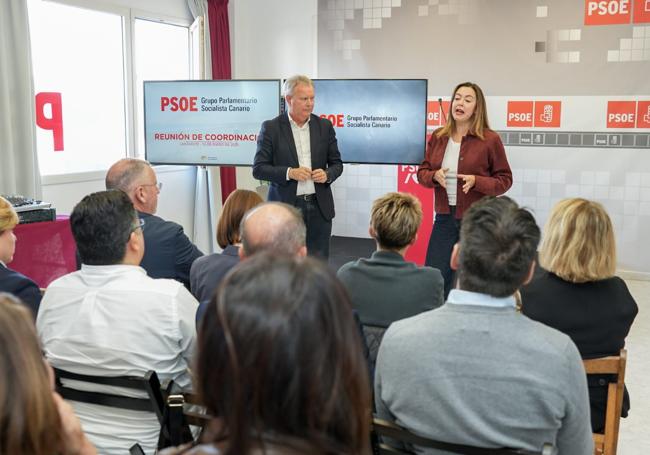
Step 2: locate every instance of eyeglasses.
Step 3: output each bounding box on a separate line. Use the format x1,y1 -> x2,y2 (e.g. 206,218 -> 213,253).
131,218 -> 145,233
140,182 -> 162,191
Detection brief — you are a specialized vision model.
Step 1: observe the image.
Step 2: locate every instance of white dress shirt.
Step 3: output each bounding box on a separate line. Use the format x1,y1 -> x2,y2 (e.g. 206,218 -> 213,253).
37,264 -> 198,455
288,115 -> 316,196
441,138 -> 461,206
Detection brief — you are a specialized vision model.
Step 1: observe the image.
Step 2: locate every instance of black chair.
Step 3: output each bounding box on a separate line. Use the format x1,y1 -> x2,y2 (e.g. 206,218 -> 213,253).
53,367 -> 190,448
372,417 -> 554,455
363,323 -> 389,376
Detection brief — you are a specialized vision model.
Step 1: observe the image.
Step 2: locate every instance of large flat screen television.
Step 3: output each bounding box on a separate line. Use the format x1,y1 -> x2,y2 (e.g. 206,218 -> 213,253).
144,79 -> 281,166
312,79 -> 428,165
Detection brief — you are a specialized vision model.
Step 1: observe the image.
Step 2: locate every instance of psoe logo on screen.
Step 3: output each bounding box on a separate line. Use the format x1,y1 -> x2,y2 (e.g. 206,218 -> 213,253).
319,114 -> 344,127
607,101 -> 637,127
426,100 -> 449,127
534,101 -> 562,127
506,101 -> 534,127
160,96 -> 198,112
585,0 -> 632,25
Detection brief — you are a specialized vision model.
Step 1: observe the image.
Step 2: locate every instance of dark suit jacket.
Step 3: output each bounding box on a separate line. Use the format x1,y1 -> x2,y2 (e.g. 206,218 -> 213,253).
252,113 -> 343,220
0,263 -> 42,318
521,269 -> 638,432
337,250 -> 445,327
189,244 -> 239,302
138,211 -> 203,289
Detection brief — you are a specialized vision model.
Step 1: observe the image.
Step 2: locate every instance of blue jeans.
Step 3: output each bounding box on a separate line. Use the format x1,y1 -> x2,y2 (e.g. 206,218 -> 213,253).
294,196 -> 332,260
425,206 -> 461,298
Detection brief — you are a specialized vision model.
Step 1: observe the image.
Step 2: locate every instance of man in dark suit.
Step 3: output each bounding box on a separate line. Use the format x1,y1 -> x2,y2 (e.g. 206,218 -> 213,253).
253,75 -> 343,259
106,158 -> 203,288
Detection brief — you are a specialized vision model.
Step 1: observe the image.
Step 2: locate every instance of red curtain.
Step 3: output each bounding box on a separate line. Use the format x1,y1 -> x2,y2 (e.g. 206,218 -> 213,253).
207,0 -> 236,203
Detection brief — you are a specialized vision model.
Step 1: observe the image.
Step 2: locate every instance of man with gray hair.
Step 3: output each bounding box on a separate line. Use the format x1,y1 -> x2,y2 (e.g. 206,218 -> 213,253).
195,202 -> 307,322
239,202 -> 307,259
106,158 -> 203,288
253,75 -> 343,259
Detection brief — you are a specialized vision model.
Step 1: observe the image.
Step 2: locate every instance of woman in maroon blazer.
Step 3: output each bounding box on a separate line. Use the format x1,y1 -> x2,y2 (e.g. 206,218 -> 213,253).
417,82 -> 512,296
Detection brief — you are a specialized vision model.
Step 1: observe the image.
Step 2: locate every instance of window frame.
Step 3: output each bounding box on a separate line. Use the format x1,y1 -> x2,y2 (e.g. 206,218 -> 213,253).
33,0 -> 194,184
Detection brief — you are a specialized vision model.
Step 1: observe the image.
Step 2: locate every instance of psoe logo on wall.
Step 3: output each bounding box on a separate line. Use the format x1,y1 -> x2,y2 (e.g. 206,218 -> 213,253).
607,101 -> 637,127
534,101 -> 562,127
607,100 -> 650,128
585,0 -> 632,25
585,0 -> 650,24
426,100 -> 450,128
506,101 -> 534,127
506,101 -> 562,128
637,101 -> 650,128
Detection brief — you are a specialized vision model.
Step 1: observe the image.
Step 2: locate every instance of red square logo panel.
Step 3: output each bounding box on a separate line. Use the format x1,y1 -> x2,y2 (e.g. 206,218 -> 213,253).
637,101 -> 650,128
633,0 -> 650,23
585,0 -> 632,25
534,101 -> 562,127
607,101 -> 637,127
507,101 -> 534,127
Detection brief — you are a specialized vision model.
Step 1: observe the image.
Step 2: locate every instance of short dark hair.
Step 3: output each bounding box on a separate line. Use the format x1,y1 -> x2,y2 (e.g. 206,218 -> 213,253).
457,196 -> 540,297
196,253 -> 370,455
70,190 -> 137,265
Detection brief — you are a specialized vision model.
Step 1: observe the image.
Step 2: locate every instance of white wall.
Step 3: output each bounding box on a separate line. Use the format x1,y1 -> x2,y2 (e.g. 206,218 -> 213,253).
42,167 -> 197,231
231,0 -> 318,192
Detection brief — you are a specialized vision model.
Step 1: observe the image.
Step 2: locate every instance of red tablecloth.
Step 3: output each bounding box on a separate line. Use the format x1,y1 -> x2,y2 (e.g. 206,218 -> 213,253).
11,215 -> 77,288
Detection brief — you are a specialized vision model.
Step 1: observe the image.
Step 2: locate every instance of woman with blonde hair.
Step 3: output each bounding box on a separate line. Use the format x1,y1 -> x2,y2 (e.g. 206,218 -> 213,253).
521,198 -> 638,432
0,196 -> 42,317
0,293 -> 96,454
190,189 -> 263,305
417,82 -> 512,297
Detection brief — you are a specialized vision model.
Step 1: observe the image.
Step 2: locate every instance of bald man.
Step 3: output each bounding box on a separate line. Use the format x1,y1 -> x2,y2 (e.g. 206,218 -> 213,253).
106,158 -> 203,288
194,202 -> 307,323
239,202 -> 307,259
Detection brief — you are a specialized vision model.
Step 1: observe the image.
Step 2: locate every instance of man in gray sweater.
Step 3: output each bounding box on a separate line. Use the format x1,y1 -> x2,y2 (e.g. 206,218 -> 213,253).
375,196 -> 593,454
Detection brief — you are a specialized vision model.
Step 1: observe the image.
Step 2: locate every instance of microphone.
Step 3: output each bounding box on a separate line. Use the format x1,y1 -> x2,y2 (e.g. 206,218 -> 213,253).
438,98 -> 447,124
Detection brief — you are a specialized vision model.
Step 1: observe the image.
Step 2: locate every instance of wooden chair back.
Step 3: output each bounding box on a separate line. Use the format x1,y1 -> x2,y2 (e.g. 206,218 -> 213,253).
372,417 -> 554,455
583,349 -> 627,455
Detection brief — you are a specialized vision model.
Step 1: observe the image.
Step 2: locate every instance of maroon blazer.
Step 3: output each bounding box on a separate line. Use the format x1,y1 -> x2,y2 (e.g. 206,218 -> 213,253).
417,129 -> 512,218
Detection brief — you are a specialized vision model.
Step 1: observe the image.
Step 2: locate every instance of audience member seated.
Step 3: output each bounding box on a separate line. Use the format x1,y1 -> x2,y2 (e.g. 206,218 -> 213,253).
106,158 -> 203,288
375,196 -> 593,454
162,253 -> 370,455
195,202 -> 307,322
0,195 -> 42,317
37,190 -> 198,455
337,192 -> 444,327
190,189 -> 263,302
0,293 -> 97,455
520,198 -> 638,433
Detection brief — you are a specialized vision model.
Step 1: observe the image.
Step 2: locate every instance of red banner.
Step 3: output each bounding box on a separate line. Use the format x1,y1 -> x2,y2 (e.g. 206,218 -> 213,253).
398,164 -> 434,266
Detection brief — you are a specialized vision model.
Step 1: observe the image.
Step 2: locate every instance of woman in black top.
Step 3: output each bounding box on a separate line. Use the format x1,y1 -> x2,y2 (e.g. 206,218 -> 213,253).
521,198 -> 638,432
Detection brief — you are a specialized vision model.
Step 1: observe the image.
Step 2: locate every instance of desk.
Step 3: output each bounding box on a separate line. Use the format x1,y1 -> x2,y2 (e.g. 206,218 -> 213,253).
12,215 -> 77,288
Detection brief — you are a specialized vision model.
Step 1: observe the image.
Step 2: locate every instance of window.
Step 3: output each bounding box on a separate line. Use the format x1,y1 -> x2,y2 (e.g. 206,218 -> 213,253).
28,0 -> 192,176
134,18 -> 190,156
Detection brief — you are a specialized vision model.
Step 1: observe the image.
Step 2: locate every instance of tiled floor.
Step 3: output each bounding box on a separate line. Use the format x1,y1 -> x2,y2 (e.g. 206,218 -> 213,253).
618,279 -> 649,454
